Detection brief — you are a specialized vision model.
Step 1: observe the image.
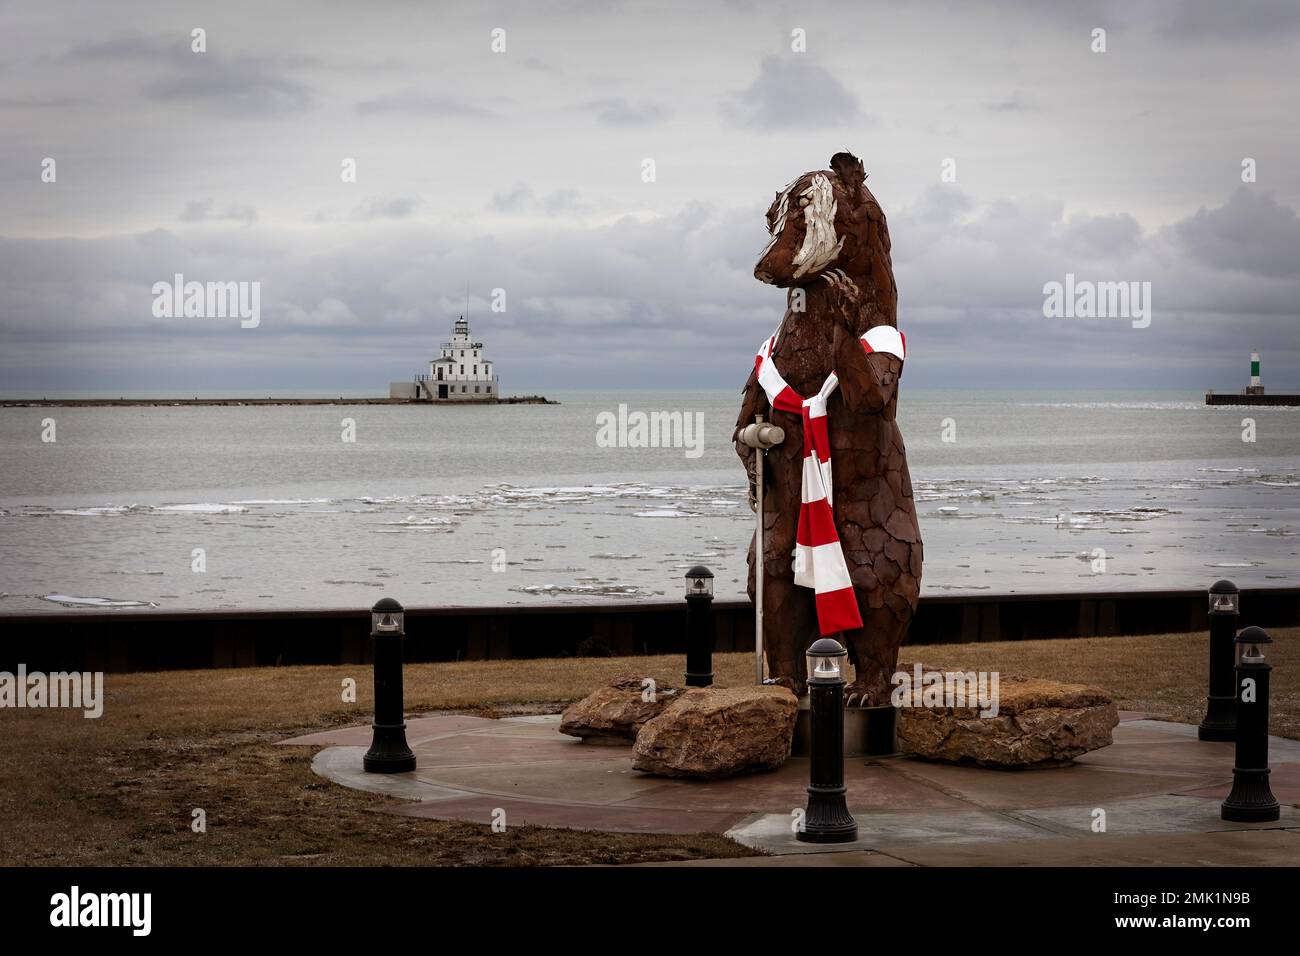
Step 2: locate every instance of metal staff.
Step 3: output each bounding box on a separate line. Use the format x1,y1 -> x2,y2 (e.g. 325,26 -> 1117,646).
738,414 -> 785,684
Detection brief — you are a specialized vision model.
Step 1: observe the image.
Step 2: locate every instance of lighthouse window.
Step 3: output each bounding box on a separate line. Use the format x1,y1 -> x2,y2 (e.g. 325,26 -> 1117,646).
460,365 -> 464,374
473,365 -> 477,374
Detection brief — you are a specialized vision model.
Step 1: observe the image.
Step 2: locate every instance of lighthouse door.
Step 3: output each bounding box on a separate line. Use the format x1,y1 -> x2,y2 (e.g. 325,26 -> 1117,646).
438,384 -> 448,399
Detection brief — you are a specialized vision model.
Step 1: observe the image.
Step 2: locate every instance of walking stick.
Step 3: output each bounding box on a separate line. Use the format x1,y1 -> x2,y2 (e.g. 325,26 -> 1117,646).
738,414 -> 785,684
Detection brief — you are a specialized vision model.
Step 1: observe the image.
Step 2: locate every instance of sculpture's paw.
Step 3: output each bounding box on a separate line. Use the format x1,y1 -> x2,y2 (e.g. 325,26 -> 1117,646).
843,683 -> 876,708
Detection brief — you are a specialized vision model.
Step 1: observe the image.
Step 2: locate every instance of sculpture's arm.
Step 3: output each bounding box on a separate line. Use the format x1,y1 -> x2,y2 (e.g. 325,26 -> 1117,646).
833,320 -> 901,414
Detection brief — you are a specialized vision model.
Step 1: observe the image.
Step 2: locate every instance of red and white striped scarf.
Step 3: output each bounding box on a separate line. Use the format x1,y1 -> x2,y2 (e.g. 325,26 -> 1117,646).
753,324 -> 907,636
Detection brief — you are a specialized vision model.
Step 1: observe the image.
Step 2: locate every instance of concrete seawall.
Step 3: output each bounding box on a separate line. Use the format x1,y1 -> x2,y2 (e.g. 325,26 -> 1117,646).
0,396 -> 557,407
4,586 -> 1297,673
1204,393 -> 1300,406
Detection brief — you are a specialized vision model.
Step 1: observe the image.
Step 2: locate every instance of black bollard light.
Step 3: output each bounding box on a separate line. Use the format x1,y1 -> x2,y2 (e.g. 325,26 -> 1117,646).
1221,626 -> 1279,822
797,638 -> 858,844
1198,579 -> 1240,741
684,565 -> 715,687
363,597 -> 416,773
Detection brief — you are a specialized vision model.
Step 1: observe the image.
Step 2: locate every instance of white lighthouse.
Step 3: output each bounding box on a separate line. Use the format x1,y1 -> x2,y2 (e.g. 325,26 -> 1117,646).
390,316 -> 499,401
1247,351 -> 1263,395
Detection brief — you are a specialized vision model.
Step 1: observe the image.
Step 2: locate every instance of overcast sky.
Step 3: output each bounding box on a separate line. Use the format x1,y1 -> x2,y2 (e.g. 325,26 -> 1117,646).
2,0 -> 1298,393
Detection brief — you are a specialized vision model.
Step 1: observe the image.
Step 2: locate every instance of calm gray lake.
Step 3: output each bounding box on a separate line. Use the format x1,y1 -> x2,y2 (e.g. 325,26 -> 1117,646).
0,389 -> 1296,612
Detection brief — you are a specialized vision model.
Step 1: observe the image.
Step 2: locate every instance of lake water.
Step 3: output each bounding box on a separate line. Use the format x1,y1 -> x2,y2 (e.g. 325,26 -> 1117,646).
0,389 -> 1296,612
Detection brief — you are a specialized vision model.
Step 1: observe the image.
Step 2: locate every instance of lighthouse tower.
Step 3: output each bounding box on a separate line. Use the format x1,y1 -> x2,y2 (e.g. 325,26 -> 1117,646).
1247,351 -> 1264,396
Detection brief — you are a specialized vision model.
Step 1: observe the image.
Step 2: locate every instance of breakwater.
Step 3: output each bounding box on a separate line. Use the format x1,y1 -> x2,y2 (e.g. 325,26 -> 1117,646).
1204,393 -> 1300,407
0,395 -> 556,407
4,586 -> 1296,673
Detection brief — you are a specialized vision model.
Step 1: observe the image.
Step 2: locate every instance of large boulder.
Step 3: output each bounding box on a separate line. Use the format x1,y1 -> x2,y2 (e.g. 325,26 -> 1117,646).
559,676 -> 685,743
631,685 -> 799,779
895,669 -> 1118,768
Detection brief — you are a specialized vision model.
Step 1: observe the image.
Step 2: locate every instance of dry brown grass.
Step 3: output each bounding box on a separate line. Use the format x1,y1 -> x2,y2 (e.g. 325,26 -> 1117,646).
2,627 -> 1296,866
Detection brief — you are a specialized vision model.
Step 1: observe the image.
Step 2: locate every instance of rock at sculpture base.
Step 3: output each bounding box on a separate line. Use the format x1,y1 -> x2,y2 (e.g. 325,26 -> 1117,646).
895,670 -> 1118,769
631,686 -> 798,779
559,676 -> 684,743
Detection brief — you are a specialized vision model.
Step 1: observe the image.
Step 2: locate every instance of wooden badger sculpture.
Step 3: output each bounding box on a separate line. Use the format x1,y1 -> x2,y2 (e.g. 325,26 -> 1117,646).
734,151 -> 922,705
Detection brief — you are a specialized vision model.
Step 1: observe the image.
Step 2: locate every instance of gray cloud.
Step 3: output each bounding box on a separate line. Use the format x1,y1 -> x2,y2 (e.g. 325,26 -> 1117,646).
983,91 -> 1036,113
520,57 -> 561,74
355,89 -> 494,117
489,185 -> 594,216
1,0 -> 1296,392
0,96 -> 79,108
2,188 -> 1296,392
350,196 -> 423,220
67,33 -> 167,60
1172,189 -> 1300,279
723,55 -> 868,129
1098,0 -> 1300,40
580,97 -> 669,125
179,200 -> 259,225
145,56 -> 312,115
66,32 -> 313,116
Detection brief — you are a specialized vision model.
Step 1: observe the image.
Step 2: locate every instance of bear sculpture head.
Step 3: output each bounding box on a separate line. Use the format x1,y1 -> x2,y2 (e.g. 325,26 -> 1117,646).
753,150 -> 873,289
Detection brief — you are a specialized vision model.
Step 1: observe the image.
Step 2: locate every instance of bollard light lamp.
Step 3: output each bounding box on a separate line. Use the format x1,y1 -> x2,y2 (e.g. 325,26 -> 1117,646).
686,565 -> 714,598
1209,580 -> 1240,615
807,638 -> 847,683
372,598 -> 404,635
1236,626 -> 1271,665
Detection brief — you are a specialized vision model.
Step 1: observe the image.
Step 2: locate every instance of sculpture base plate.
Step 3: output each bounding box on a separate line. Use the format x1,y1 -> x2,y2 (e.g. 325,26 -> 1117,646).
792,697 -> 897,758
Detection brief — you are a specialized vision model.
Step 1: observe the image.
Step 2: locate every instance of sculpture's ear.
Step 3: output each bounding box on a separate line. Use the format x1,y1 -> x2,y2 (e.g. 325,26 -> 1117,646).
830,151 -> 866,204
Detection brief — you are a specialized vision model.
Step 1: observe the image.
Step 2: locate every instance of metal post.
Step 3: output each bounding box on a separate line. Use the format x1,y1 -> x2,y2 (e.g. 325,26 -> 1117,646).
1199,579 -> 1239,741
739,415 -> 784,685
1221,627 -> 1279,822
754,421 -> 765,685
364,597 -> 416,773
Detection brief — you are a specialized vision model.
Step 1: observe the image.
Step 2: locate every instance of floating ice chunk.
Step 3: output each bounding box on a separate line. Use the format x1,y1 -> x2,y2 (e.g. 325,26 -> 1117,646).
157,503 -> 249,514
42,594 -> 155,608
230,498 -> 331,505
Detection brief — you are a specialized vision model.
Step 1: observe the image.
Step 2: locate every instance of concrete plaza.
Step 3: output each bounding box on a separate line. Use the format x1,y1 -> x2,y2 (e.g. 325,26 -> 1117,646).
279,712 -> 1300,866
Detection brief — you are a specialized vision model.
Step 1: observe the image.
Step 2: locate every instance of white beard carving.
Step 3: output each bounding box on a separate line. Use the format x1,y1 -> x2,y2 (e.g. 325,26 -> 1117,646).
791,174 -> 844,279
